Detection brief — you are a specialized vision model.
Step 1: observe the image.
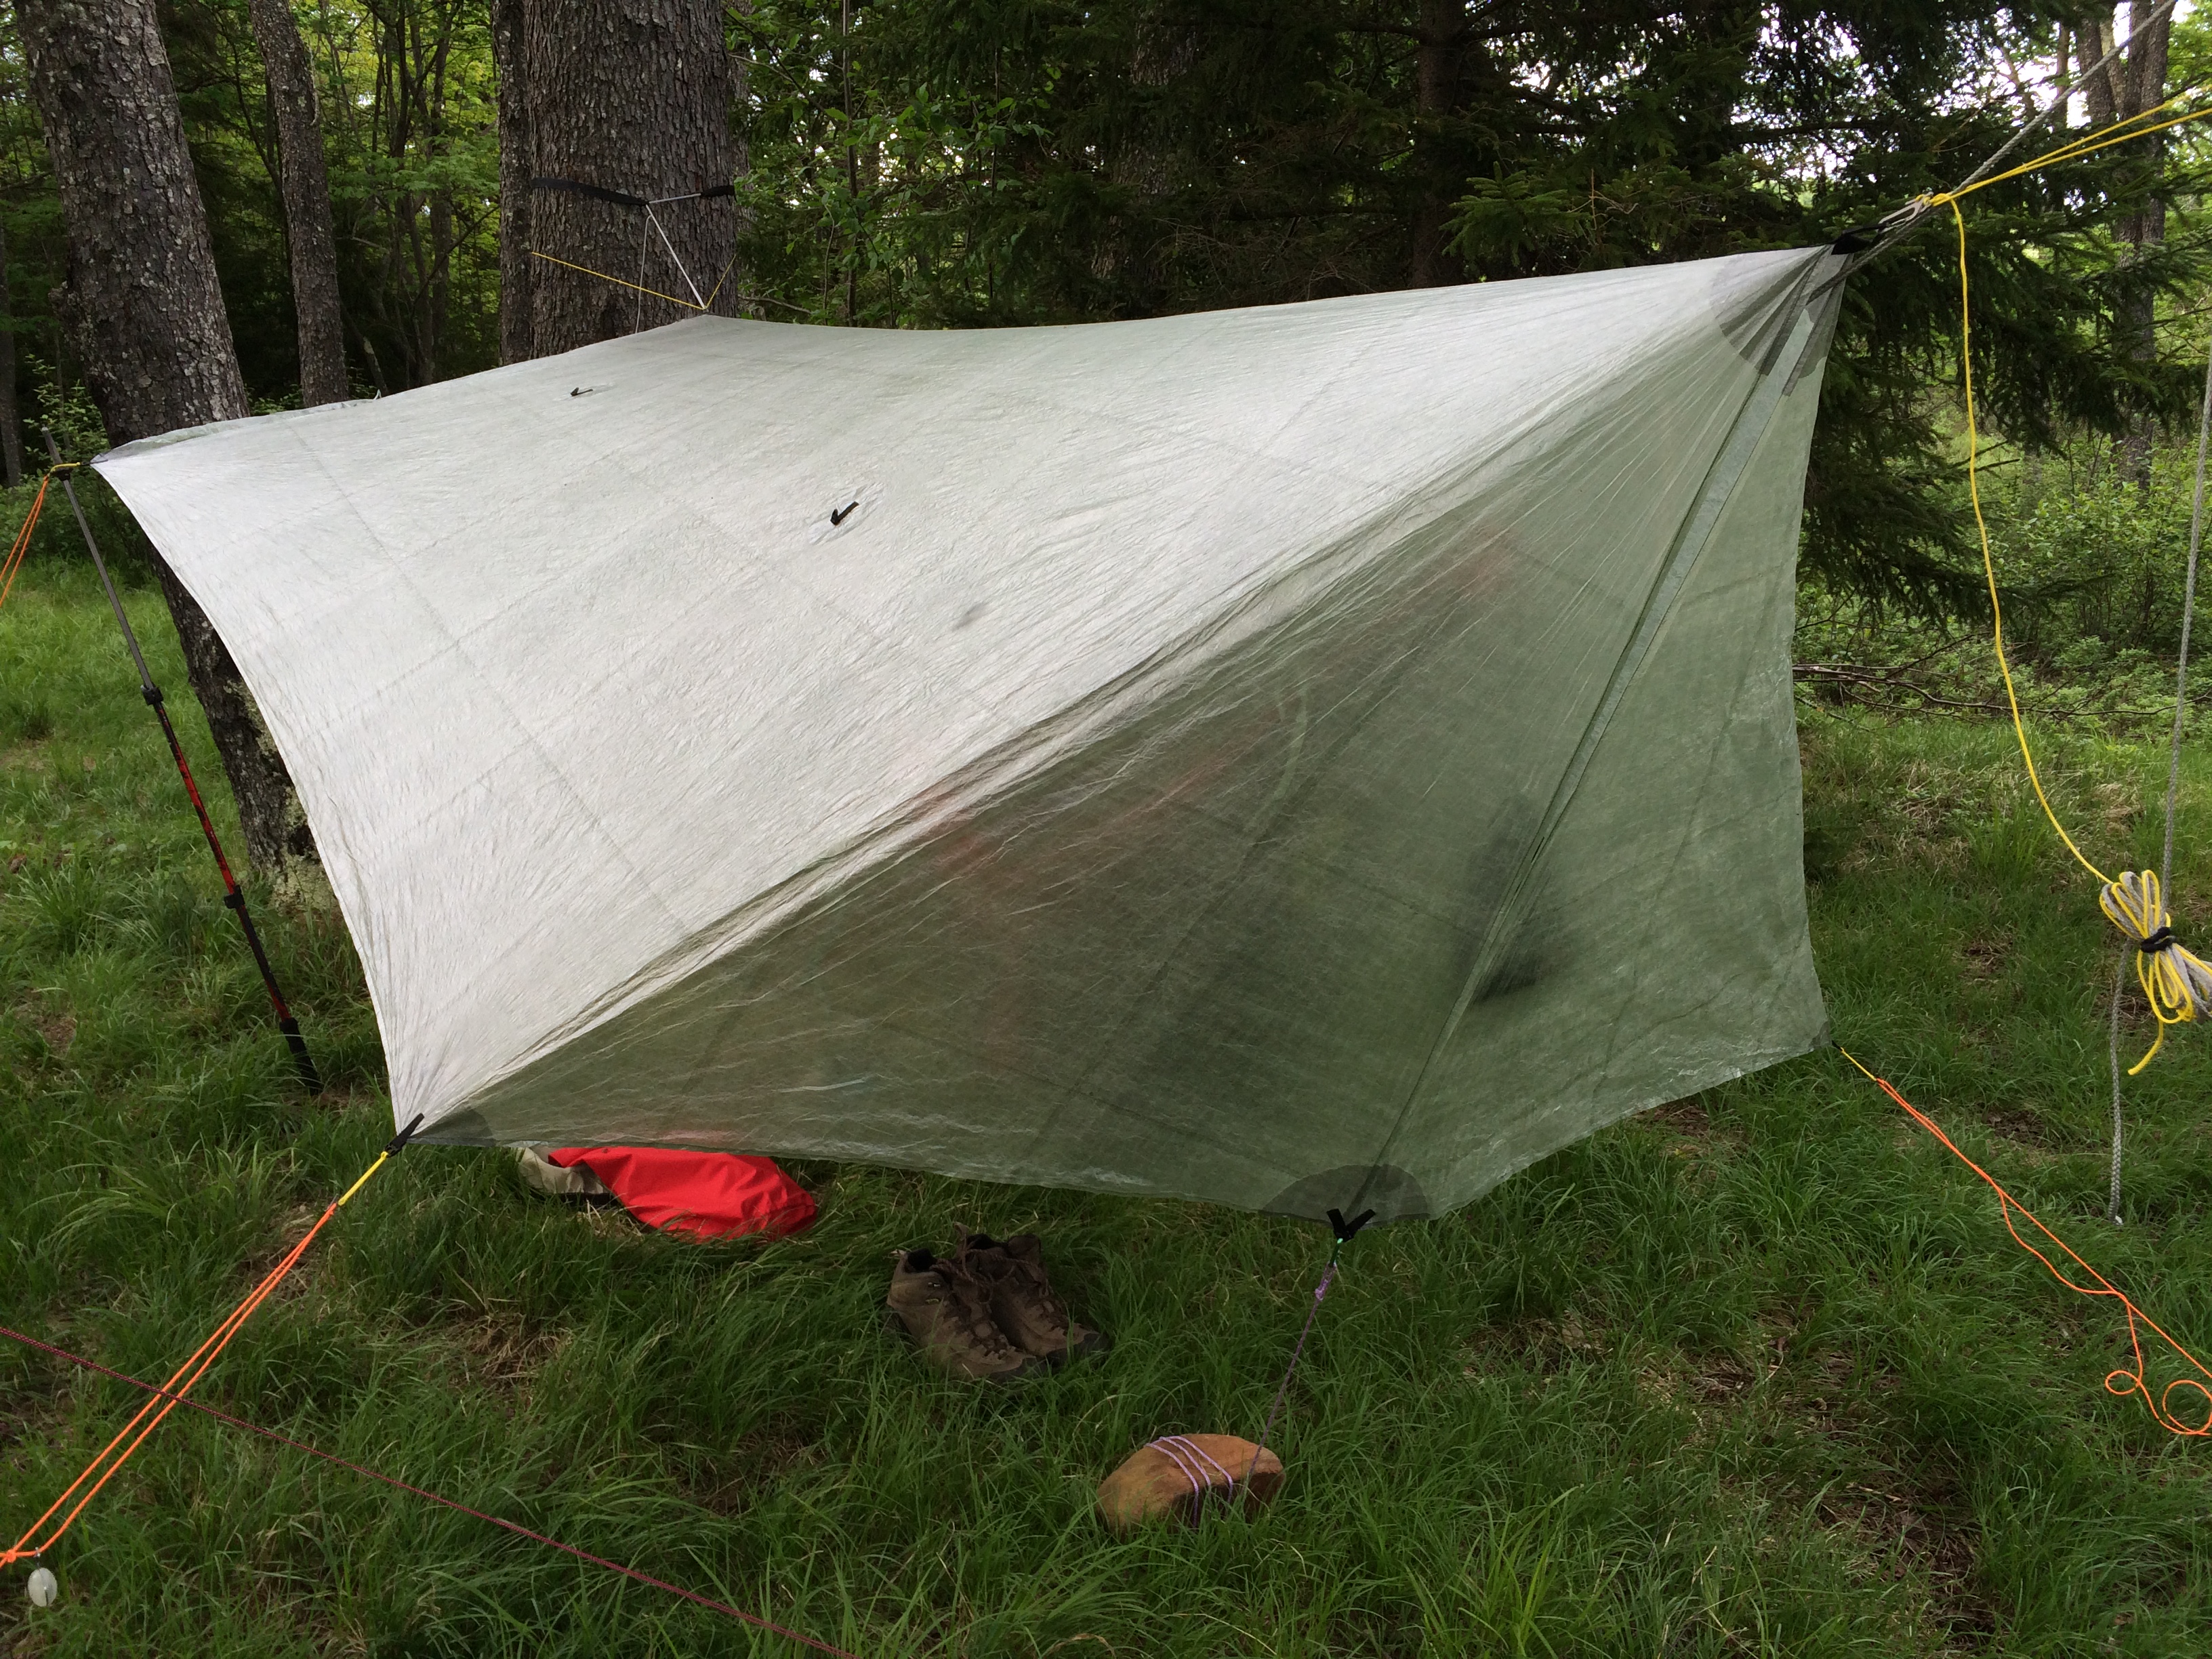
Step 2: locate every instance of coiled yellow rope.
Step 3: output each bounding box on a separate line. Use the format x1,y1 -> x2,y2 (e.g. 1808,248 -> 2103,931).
2099,871 -> 2212,1071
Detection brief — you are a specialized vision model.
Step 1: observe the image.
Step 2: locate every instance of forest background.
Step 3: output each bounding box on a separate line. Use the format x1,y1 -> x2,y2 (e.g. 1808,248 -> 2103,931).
13,8 -> 2212,1653
5,0 -> 2212,703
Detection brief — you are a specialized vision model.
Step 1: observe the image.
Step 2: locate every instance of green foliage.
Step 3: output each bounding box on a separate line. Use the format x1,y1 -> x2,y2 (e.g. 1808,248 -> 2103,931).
0,1 -> 2200,615
1795,414 -> 2212,740
11,531 -> 2212,1654
728,3 -> 2212,615
2000,457 -> 2212,659
164,0 -> 504,395
0,1 -> 500,413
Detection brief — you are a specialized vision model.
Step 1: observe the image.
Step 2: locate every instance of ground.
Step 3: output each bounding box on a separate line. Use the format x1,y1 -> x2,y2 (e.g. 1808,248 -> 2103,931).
4,558 -> 2211,1657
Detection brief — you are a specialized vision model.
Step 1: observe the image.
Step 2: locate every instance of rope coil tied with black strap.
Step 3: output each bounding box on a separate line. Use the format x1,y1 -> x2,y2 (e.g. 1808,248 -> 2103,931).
2100,871 -> 2212,1071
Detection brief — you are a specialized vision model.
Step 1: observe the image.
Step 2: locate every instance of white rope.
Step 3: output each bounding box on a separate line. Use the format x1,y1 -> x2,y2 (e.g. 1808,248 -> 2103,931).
646,205 -> 707,310
2160,337 -> 2212,895
2106,332 -> 2212,1221
2111,948 -> 2128,1225
1854,0 -> 2179,268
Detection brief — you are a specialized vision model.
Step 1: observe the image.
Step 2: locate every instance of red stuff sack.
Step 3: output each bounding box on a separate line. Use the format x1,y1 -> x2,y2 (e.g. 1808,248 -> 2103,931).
546,1147 -> 816,1240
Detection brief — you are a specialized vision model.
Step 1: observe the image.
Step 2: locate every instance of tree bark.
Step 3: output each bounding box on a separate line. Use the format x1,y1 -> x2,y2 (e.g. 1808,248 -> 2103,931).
523,0 -> 739,356
1409,0 -> 1469,287
2114,3 -> 2170,492
20,0 -> 320,889
2078,12 -> 2118,126
491,0 -> 534,364
249,0 -> 348,407
0,221 -> 21,489
2125,1 -> 2169,123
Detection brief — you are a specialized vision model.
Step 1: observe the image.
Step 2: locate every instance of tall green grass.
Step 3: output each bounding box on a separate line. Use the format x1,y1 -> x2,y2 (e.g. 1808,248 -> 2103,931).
5,564 -> 2212,1654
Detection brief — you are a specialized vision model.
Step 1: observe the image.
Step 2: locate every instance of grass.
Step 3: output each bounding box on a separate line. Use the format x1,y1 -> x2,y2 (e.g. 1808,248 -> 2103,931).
6,557 -> 2212,1656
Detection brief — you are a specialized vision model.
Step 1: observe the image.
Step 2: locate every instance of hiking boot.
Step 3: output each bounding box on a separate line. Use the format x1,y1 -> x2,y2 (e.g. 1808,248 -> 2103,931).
885,1248 -> 1043,1382
956,1230 -> 1110,1366
513,1145 -> 609,1199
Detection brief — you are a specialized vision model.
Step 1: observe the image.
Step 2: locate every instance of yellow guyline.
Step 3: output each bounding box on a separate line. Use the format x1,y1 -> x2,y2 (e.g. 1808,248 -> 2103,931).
529,246 -> 744,314
1925,95 -> 2212,1071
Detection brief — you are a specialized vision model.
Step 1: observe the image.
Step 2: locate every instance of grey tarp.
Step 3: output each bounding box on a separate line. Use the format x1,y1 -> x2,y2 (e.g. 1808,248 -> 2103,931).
95,245 -> 1841,1223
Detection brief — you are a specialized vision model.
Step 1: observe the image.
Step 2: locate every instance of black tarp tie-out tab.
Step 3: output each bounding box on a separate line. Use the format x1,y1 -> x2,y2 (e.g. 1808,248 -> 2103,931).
41,430 -> 321,1094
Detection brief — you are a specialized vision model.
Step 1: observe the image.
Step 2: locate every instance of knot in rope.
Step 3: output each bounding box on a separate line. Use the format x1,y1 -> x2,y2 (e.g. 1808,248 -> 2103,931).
2099,871 -> 2212,1073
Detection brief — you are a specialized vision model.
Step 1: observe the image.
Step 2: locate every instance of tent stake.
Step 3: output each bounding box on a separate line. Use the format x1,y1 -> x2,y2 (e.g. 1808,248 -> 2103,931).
43,430 -> 321,1094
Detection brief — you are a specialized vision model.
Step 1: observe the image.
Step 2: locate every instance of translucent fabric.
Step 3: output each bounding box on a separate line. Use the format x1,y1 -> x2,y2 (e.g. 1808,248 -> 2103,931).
97,246 -> 1841,1222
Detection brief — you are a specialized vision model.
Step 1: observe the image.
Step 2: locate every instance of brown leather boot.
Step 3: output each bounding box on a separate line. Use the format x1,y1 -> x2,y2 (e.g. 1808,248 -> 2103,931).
885,1248 -> 1043,1382
956,1230 -> 1110,1365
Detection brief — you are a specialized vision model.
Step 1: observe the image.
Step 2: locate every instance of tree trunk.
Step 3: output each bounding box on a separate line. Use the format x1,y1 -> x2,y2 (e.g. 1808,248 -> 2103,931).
2114,3 -> 2170,493
1409,0 -> 1469,287
0,221 -> 21,489
2078,12 -> 2118,126
491,0 -> 534,364
249,0 -> 348,407
20,0 -> 321,889
523,0 -> 738,357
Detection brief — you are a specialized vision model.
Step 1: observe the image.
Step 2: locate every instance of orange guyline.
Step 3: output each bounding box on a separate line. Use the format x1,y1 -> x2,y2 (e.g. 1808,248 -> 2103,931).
1839,1048 -> 2212,1437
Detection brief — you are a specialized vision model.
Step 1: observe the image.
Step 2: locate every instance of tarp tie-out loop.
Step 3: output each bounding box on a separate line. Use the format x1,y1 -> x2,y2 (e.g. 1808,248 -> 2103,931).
1326,1206 -> 1374,1246
0,1322 -> 854,1656
37,428 -> 321,1095
0,1138 -> 409,1572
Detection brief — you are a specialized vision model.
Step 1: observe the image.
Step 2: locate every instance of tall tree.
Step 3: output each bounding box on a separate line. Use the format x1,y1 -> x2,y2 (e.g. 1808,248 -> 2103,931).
2078,8 -> 2122,125
1408,0 -> 1475,287
248,0 -> 348,405
2112,1 -> 2173,490
0,220 -> 21,488
519,0 -> 740,356
18,0 -> 319,888
490,0 -> 534,363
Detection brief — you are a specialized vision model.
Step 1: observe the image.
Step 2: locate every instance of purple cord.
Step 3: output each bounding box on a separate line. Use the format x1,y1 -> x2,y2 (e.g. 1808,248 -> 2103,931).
1147,1434 -> 1242,1517
1245,1256 -> 1338,1486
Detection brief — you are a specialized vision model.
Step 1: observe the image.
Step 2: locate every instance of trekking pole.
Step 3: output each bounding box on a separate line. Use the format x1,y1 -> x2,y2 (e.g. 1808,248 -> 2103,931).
41,429 -> 321,1094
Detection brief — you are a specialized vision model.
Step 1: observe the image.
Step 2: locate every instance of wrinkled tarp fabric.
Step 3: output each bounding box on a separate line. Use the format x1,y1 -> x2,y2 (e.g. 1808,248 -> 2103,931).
95,245 -> 1840,1223
547,1147 -> 816,1240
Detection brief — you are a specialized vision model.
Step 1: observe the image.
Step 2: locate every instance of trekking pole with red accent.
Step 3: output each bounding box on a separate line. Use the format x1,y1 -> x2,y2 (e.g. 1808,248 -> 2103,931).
41,429 -> 321,1094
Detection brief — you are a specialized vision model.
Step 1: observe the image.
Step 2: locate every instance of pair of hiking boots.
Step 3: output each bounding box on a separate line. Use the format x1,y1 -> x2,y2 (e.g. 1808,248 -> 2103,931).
886,1229 -> 1109,1380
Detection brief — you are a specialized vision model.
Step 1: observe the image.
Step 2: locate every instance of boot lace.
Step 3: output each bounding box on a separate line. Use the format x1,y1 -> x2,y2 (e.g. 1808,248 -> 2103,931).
1006,1255 -> 1068,1324
935,1257 -> 1019,1355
